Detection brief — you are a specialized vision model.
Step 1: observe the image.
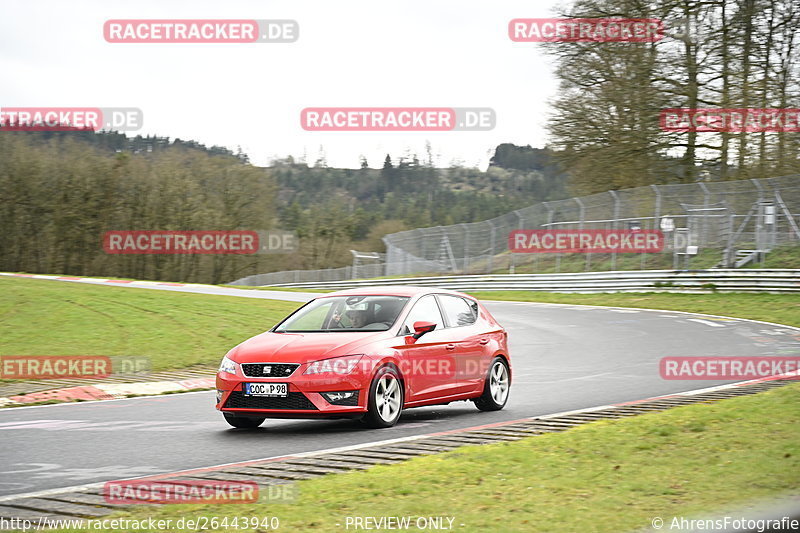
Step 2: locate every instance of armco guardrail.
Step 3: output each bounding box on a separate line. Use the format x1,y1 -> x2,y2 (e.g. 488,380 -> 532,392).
266,269 -> 800,293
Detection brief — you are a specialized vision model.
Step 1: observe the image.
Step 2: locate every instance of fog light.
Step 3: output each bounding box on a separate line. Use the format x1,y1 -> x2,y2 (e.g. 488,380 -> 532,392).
216,390 -> 223,404
326,391 -> 354,401
321,391 -> 359,405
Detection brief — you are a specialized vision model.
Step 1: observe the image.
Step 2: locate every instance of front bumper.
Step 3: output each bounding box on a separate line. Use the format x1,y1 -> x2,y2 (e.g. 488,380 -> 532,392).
215,370 -> 370,418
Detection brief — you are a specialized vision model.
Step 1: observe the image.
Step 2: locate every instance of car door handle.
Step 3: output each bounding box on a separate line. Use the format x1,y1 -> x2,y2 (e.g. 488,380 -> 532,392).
445,343 -> 456,350
479,338 -> 489,345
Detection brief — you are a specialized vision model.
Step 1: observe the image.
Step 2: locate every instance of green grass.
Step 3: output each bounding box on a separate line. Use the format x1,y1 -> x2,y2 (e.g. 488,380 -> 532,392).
0,277 -> 302,372
743,245 -> 800,269
48,383 -> 800,533
468,291 -> 800,328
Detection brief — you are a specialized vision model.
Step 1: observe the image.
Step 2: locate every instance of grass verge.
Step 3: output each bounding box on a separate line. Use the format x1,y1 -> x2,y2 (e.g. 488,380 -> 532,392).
49,382 -> 800,533
468,291 -> 800,328
0,277 -> 301,372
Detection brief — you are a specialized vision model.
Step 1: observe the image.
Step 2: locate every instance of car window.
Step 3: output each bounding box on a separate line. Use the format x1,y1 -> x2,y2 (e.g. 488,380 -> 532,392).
438,295 -> 478,327
401,295 -> 444,335
275,295 -> 409,332
285,301 -> 333,330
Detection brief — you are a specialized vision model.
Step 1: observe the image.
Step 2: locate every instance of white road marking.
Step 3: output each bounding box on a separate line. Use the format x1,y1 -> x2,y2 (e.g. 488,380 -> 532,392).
0,420 -> 63,428
686,318 -> 726,328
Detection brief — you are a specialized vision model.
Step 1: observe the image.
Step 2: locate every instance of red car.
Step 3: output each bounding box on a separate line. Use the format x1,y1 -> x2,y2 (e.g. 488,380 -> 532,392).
215,286 -> 511,429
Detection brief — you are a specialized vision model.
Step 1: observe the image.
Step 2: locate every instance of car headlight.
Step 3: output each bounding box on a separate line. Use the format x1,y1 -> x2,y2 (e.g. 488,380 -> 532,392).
218,356 -> 239,376
304,355 -> 363,375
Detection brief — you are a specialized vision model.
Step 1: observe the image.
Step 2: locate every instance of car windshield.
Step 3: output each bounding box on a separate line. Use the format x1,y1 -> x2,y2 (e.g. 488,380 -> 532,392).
274,295 -> 410,333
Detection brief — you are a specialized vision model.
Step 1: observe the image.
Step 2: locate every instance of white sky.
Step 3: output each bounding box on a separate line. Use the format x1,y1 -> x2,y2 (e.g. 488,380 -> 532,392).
0,0 -> 566,169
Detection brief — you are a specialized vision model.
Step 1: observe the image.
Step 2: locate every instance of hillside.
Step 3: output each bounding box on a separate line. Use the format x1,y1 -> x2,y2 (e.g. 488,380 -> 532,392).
0,131 -> 569,283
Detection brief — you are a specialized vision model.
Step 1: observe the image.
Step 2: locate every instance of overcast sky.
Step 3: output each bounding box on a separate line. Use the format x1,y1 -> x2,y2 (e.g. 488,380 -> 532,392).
1,0 -> 566,169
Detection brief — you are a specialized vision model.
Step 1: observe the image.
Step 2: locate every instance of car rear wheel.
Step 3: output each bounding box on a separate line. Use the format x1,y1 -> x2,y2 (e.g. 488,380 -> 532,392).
362,366 -> 403,428
473,357 -> 510,411
223,413 -> 265,428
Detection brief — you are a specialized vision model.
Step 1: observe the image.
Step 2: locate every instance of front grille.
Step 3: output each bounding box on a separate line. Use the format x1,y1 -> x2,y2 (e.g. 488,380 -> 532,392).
224,391 -> 318,410
241,362 -> 299,378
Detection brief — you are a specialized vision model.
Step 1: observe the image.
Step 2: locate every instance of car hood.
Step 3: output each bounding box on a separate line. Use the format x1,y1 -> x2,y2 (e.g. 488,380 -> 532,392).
230,330 -> 388,363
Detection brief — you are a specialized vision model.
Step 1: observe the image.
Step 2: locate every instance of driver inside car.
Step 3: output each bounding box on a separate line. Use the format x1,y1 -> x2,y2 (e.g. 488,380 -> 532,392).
330,308 -> 369,329
346,309 -> 368,328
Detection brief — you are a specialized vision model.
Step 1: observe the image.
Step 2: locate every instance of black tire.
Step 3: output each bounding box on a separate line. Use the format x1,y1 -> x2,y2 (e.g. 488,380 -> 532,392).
473,357 -> 510,412
361,365 -> 404,428
223,413 -> 265,428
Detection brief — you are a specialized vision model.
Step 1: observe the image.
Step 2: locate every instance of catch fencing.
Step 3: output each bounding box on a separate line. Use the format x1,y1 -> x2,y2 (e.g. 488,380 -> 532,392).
231,175 -> 800,286
383,175 -> 800,275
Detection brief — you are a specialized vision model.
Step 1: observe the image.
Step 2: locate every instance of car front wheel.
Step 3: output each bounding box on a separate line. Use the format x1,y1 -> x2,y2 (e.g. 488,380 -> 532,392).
473,356 -> 510,411
362,366 -> 403,428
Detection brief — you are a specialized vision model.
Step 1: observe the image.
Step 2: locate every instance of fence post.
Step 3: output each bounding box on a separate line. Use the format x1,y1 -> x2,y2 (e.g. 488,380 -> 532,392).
511,209 -> 525,274
542,202 -> 556,273
609,190 -> 620,270
650,184 -> 662,270
351,250 -> 358,280
574,196 -> 589,272
751,178 -> 765,258
460,223 -> 470,272
487,221 -> 496,274
698,182 -> 710,247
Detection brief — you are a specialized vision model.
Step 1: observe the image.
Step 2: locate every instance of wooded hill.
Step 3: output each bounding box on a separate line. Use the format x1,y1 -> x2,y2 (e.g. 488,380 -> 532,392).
0,132 -> 567,283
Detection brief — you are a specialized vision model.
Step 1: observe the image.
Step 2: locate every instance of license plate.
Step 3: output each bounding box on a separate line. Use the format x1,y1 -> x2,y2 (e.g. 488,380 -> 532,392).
244,382 -> 288,397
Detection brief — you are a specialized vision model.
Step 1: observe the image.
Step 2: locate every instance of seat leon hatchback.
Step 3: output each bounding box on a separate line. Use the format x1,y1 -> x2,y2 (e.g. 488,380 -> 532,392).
216,286 -> 511,429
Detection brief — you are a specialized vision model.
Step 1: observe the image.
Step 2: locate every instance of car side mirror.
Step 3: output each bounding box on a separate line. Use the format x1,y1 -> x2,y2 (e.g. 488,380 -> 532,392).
411,321 -> 436,340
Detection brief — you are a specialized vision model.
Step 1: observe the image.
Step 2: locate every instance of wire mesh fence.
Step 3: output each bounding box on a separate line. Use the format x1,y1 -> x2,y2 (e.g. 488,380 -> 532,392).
231,175 -> 800,286
383,175 -> 800,276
